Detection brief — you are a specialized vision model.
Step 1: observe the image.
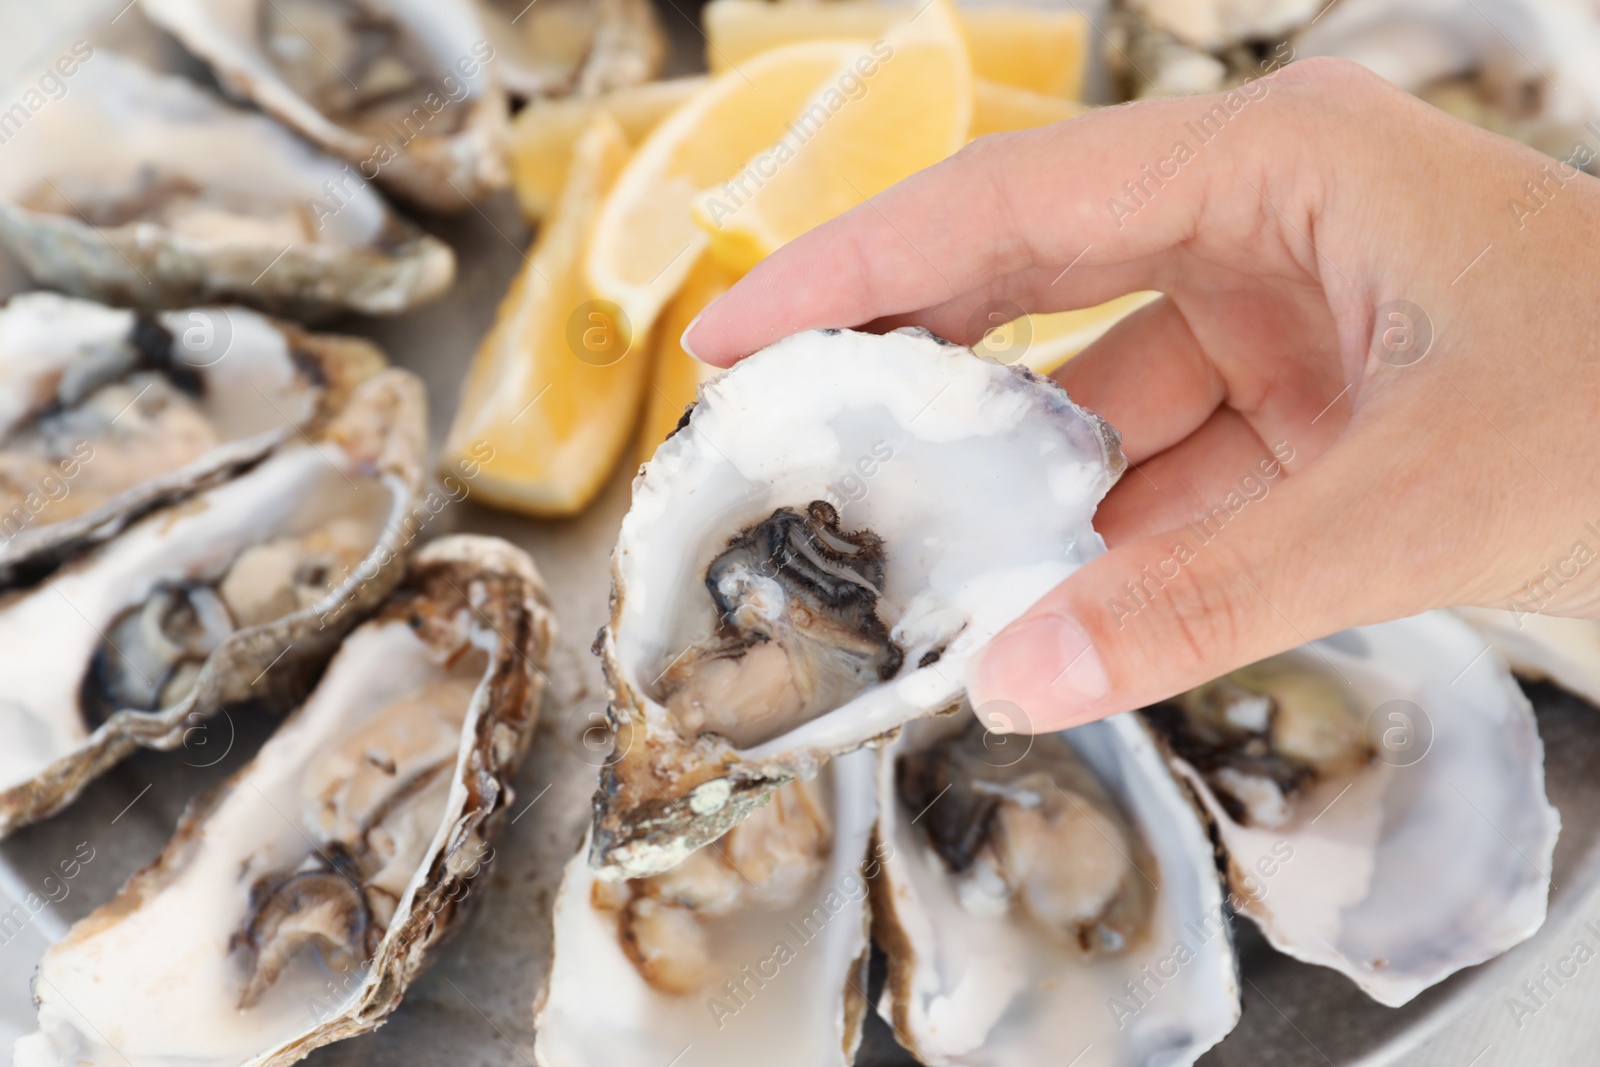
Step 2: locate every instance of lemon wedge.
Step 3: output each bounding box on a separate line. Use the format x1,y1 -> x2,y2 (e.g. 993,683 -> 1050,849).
695,0 -> 972,273
440,115 -> 648,517
975,291 -> 1164,375
509,77 -> 707,220
636,254 -> 738,465
972,79 -> 1087,139
585,40 -> 860,341
704,0 -> 1087,98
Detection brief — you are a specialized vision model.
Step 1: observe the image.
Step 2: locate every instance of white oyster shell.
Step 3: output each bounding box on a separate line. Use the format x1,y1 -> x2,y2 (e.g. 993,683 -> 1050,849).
14,535 -> 554,1067
536,749 -> 877,1067
1292,0 -> 1600,167
1455,606 -> 1600,708
591,327 -> 1124,879
0,368 -> 427,837
1153,611 -> 1559,1006
873,714 -> 1240,1067
0,291 -> 387,580
1125,0 -> 1322,51
143,0 -> 510,211
0,53 -> 454,317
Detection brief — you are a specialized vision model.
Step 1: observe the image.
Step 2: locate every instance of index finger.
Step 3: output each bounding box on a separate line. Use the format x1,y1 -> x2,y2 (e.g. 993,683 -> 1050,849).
681,70 -> 1308,366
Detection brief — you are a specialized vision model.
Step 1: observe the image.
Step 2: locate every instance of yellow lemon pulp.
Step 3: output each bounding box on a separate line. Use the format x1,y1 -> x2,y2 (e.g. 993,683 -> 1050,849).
694,0 -> 973,273
508,77 -> 707,220
585,40 -> 865,340
704,0 -> 1087,98
441,115 -> 648,517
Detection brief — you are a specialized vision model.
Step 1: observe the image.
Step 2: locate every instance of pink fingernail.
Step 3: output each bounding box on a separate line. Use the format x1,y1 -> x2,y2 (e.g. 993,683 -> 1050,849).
967,612 -> 1109,733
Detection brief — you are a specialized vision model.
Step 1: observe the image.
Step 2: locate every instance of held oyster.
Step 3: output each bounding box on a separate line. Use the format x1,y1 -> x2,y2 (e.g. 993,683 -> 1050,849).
873,713 -> 1240,1066
0,52 -> 455,317
0,369 -> 427,837
143,0 -> 511,211
14,535 -> 555,1067
1141,611 -> 1560,1006
0,291 -> 386,583
536,750 -> 878,1067
590,327 -> 1124,878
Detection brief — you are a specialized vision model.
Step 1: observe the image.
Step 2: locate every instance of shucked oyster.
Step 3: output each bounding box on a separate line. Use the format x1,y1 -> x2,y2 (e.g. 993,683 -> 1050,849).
537,750 -> 878,1067
15,535 -> 555,1067
1142,611 -> 1559,1005
0,292 -> 386,583
590,327 -> 1124,878
873,714 -> 1239,1066
1142,658 -> 1376,829
1293,0 -> 1600,171
143,0 -> 510,211
0,53 -> 454,317
0,369 -> 426,837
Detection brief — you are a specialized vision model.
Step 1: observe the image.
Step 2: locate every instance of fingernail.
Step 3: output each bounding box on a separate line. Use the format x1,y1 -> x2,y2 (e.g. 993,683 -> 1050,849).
967,611 -> 1109,732
679,299 -> 720,363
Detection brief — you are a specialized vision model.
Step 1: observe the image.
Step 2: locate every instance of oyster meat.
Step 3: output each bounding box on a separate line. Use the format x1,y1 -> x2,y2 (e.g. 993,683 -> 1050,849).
0,368 -> 426,837
1142,611 -> 1559,1005
15,535 -> 554,1067
591,327 -> 1124,878
143,0 -> 510,211
0,291 -> 387,582
873,713 -> 1239,1066
537,750 -> 877,1067
0,52 -> 455,317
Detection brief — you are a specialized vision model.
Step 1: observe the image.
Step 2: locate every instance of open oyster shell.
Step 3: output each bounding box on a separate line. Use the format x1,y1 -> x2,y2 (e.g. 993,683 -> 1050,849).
0,368 -> 427,838
143,0 -> 510,211
873,712 -> 1240,1066
0,291 -> 387,583
0,53 -> 455,317
475,0 -> 666,98
590,327 -> 1124,879
1293,0 -> 1600,169
537,749 -> 877,1067
1142,611 -> 1559,1006
1123,0 -> 1321,52
14,534 -> 555,1067
1455,606 -> 1600,707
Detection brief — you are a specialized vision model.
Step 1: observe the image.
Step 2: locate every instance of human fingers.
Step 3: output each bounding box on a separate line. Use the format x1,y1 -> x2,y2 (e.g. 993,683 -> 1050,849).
681,63 -> 1333,366
964,449 -> 1391,733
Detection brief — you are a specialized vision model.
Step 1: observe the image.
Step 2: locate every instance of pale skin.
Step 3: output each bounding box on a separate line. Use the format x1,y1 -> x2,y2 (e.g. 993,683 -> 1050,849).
682,58 -> 1600,735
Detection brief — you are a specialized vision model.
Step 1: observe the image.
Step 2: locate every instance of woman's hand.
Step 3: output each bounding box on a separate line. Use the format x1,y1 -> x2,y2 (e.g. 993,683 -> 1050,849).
682,58 -> 1600,734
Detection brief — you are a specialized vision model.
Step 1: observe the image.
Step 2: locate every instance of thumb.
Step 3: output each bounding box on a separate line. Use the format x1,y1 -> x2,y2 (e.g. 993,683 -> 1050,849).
966,477 -> 1359,734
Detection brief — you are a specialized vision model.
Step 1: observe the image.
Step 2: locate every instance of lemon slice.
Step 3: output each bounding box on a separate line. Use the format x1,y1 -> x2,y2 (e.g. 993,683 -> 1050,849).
704,0 -> 1087,98
976,291 -> 1164,375
963,6 -> 1088,98
509,77 -> 707,220
585,41 -> 860,340
440,115 -> 647,517
972,79 -> 1087,139
695,0 -> 972,273
636,254 -> 738,465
